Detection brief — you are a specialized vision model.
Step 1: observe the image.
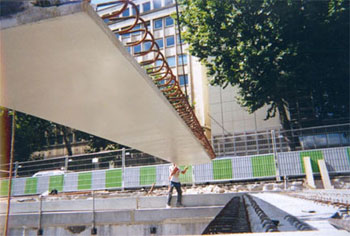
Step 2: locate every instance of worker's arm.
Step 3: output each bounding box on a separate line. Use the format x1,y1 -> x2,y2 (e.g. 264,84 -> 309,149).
181,166 -> 189,174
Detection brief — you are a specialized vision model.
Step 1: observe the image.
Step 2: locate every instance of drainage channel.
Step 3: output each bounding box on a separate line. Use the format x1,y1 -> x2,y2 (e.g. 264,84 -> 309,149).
202,195 -> 251,234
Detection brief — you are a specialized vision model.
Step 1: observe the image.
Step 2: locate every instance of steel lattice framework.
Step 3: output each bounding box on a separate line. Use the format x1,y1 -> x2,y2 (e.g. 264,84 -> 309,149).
97,0 -> 215,159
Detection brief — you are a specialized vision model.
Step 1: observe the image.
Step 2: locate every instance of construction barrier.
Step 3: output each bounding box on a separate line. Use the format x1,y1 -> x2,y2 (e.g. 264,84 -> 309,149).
1,146 -> 349,196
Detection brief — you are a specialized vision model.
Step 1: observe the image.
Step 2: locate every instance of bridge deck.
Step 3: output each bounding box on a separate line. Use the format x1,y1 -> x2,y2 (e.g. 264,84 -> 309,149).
0,2 -> 211,164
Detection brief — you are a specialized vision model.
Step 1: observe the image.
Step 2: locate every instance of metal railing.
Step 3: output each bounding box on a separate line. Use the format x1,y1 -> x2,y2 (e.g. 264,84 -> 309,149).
1,146 -> 349,197
0,148 -> 168,178
212,123 -> 350,157
1,124 -> 348,178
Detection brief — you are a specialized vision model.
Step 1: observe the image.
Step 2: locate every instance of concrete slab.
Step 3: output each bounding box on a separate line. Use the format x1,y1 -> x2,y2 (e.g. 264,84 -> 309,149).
0,193 -> 234,214
0,206 -> 221,234
252,193 -> 340,231
1,192 -> 348,235
0,2 -> 211,165
134,206 -> 222,222
230,230 -> 349,236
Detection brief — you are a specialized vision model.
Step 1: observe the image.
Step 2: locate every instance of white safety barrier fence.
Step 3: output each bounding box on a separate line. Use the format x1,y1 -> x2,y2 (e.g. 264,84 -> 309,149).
1,146 -> 349,196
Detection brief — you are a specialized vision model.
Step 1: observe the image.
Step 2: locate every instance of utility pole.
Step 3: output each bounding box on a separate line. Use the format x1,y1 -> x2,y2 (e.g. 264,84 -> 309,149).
4,110 -> 15,236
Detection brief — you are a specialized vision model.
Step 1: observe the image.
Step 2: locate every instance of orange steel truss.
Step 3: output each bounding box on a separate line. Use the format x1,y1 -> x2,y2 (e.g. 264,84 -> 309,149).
97,0 -> 215,159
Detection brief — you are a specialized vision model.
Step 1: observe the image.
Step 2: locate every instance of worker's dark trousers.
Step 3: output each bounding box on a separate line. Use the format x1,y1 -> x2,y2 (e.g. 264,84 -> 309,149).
167,181 -> 182,205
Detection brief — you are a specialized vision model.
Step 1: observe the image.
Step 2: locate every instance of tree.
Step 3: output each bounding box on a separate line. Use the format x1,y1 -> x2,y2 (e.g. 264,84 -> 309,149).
84,135 -> 120,153
0,108 -> 51,162
0,106 -> 122,162
179,0 -> 349,133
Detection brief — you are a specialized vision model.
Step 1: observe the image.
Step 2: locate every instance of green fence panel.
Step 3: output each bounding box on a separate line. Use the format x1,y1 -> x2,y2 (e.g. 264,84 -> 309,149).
251,155 -> 276,177
179,165 -> 192,183
347,148 -> 350,163
140,166 -> 156,186
49,175 -> 64,192
78,172 -> 92,190
300,150 -> 324,173
0,179 -> 9,196
24,177 -> 38,194
213,159 -> 232,180
105,169 -> 122,188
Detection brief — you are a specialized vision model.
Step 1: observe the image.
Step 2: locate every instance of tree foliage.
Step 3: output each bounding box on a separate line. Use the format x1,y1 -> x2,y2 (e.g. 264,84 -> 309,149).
0,107 -> 120,162
180,0 -> 349,129
0,108 -> 49,162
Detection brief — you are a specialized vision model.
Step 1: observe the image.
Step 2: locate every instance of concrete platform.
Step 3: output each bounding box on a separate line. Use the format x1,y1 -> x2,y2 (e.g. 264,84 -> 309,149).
0,193 -> 231,235
252,192 -> 341,231
0,192 -> 348,235
0,193 -> 235,214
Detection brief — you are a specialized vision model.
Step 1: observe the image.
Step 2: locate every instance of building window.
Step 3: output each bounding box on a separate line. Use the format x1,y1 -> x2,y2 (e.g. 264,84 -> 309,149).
155,38 -> 164,49
49,136 -> 55,145
132,24 -> 141,36
165,16 -> 174,27
166,35 -> 175,47
143,2 -> 151,12
153,0 -> 162,9
121,32 -> 130,38
132,5 -> 140,15
121,27 -> 130,38
155,60 -> 163,67
143,41 -> 152,51
134,44 -> 141,54
177,34 -> 184,44
167,56 -> 176,67
122,8 -> 130,17
57,135 -> 63,144
154,18 -> 162,29
178,54 -> 187,65
179,74 -> 188,86
158,79 -> 165,85
144,21 -> 151,30
164,0 -> 174,6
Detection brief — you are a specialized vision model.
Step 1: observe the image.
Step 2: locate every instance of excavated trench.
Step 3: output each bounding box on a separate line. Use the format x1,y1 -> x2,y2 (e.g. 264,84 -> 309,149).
202,194 -> 316,234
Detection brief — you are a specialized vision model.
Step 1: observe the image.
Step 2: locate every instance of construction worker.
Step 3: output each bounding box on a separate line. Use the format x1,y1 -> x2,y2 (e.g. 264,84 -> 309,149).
166,163 -> 188,208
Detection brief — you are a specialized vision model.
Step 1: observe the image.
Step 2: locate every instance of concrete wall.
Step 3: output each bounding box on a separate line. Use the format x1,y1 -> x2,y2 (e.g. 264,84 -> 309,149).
0,194 -> 233,235
0,193 -> 235,214
209,85 -> 281,136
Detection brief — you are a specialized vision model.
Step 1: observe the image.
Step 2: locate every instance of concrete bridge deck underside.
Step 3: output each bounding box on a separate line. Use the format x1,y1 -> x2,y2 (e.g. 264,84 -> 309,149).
0,2 -> 211,164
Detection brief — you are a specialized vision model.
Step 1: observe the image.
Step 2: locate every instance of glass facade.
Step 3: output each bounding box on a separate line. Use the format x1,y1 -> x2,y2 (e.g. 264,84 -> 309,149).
166,56 -> 175,67
155,60 -> 163,67
153,0 -> 162,9
155,38 -> 164,49
178,54 -> 187,65
132,5 -> 140,15
177,34 -> 184,44
132,24 -> 141,36
142,2 -> 151,12
164,0 -> 174,6
134,44 -> 141,54
179,74 -> 188,86
143,41 -> 152,51
165,16 -> 174,27
154,18 -> 162,29
122,8 -> 130,17
166,35 -> 175,47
